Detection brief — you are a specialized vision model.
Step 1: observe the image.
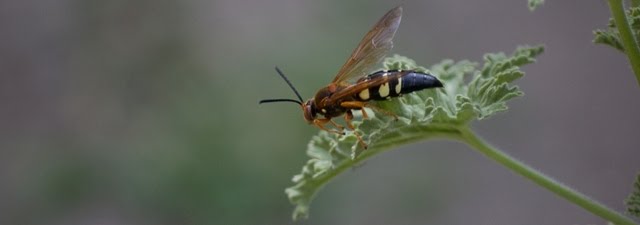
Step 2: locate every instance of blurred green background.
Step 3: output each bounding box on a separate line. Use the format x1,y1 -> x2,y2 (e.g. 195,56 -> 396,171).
1,0 -> 639,224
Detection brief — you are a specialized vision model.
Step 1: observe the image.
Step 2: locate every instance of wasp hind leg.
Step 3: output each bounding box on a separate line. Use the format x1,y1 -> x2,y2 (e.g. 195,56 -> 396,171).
340,101 -> 399,121
313,118 -> 345,135
344,110 -> 368,149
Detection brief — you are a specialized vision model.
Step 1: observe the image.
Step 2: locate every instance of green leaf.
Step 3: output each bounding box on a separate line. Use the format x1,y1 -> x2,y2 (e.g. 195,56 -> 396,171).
631,7 -> 640,30
594,29 -> 625,52
626,174 -> 640,218
528,0 -> 545,11
285,45 -> 544,220
594,6 -> 640,53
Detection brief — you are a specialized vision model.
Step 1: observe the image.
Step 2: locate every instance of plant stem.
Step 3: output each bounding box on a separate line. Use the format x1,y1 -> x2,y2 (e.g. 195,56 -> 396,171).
608,0 -> 640,86
457,127 -> 637,225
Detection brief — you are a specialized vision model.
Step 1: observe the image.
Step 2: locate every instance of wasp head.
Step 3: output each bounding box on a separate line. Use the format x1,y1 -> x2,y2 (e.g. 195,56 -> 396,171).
302,99 -> 317,123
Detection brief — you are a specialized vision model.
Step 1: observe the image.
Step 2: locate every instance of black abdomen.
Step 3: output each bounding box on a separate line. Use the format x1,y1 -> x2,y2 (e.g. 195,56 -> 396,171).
354,70 -> 442,101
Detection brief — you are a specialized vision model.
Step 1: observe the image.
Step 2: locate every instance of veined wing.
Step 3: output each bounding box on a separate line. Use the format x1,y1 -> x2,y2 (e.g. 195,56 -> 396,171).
331,6 -> 402,84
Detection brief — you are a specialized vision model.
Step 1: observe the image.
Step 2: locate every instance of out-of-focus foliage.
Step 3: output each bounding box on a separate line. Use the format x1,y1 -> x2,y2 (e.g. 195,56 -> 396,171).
626,174 -> 640,218
528,0 -> 545,11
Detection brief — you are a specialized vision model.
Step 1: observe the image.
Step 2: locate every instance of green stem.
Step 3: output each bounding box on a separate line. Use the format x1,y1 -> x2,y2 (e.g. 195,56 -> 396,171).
608,0 -> 640,86
457,127 -> 637,225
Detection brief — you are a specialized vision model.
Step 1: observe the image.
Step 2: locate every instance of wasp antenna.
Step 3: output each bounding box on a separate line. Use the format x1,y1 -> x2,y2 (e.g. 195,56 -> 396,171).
259,98 -> 303,105
274,66 -> 304,103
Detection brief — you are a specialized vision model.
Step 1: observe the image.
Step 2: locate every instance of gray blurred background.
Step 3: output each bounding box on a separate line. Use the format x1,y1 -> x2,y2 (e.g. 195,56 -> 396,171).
1,0 -> 639,224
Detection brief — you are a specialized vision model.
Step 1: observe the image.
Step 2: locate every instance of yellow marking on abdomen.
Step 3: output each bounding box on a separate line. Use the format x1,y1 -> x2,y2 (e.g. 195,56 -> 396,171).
359,89 -> 370,100
379,82 -> 390,97
395,78 -> 402,94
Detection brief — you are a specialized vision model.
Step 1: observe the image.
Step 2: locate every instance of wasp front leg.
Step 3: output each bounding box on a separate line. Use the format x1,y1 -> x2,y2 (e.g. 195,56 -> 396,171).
313,118 -> 345,135
328,119 -> 344,131
340,101 -> 398,121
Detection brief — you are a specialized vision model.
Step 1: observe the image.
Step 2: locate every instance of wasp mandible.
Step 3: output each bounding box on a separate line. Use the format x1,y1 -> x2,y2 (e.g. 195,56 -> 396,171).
260,6 -> 443,149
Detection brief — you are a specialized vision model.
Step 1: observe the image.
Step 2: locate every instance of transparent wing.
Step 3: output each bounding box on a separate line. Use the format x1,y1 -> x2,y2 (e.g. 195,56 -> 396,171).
331,6 -> 403,84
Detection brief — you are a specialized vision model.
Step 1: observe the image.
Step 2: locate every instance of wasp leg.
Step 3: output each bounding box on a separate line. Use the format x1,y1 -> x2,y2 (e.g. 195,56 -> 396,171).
345,110 -> 368,149
313,118 -> 345,135
328,119 -> 344,132
358,107 -> 369,119
340,101 -> 398,121
344,110 -> 356,130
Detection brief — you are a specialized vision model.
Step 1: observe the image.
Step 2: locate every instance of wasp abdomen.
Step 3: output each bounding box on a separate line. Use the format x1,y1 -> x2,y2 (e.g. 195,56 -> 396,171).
399,71 -> 443,94
355,70 -> 442,101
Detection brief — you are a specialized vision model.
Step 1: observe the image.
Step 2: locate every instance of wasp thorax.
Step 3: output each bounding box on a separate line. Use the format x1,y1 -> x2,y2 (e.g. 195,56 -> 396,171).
302,99 -> 317,123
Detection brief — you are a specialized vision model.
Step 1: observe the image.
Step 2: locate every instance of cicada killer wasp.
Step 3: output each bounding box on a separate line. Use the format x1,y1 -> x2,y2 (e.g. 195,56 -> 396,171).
260,6 -> 442,149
